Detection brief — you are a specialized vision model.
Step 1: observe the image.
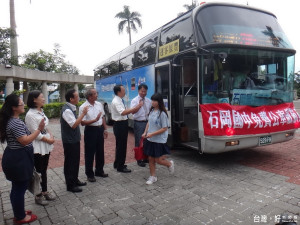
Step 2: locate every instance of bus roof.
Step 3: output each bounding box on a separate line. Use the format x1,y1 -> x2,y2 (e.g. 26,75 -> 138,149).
193,2 -> 277,19
94,2 -> 283,70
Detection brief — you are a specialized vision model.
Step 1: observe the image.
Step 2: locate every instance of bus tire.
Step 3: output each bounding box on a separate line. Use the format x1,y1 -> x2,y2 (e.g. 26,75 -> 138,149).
104,105 -> 112,125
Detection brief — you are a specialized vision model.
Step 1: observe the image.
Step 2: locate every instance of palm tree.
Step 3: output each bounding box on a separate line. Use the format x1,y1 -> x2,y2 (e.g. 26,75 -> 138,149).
9,0 -> 18,64
178,0 -> 198,17
9,0 -> 20,90
115,5 -> 142,45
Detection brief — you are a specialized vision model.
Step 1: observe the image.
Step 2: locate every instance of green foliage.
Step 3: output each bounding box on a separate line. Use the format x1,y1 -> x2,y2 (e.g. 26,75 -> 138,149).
22,43 -> 79,74
43,102 -> 65,118
294,71 -> 300,97
0,27 -> 17,65
21,43 -> 80,91
12,89 -> 26,96
0,81 -> 5,92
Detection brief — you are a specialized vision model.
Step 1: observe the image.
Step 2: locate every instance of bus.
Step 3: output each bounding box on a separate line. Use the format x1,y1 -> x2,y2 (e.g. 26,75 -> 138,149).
94,2 -> 299,153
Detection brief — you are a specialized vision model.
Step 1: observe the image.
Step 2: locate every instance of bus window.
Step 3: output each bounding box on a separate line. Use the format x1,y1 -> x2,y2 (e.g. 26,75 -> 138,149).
120,54 -> 135,72
135,30 -> 159,50
160,13 -> 194,54
101,67 -> 109,77
109,62 -> 119,75
155,66 -> 170,109
201,48 -> 294,106
135,44 -> 157,67
94,67 -> 101,80
196,5 -> 293,49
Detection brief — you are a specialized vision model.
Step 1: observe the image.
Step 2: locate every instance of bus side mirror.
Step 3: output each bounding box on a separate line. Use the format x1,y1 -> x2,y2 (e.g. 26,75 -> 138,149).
219,52 -> 227,63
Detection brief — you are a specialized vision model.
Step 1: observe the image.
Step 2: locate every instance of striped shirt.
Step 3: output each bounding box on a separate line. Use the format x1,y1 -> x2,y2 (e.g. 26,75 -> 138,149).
6,118 -> 32,149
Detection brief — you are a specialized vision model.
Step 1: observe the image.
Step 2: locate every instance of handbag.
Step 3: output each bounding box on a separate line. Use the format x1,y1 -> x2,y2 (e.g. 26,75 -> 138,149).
133,137 -> 147,161
28,168 -> 41,195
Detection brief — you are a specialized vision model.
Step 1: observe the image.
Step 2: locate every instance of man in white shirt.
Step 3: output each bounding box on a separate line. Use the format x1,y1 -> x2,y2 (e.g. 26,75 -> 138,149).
79,88 -> 108,182
61,89 -> 89,193
111,85 -> 143,173
130,84 -> 152,167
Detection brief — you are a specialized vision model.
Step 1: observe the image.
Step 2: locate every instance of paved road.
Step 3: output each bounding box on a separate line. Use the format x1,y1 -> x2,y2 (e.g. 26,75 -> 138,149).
0,119 -> 299,225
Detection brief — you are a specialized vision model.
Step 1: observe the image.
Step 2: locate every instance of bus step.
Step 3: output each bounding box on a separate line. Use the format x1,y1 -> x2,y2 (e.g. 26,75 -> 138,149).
181,142 -> 199,150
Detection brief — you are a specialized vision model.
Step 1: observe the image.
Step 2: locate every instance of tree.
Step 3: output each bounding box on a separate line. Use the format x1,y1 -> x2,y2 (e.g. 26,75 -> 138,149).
0,27 -> 15,65
0,27 -> 16,92
9,0 -> 18,64
21,44 -> 80,90
178,1 -> 198,17
115,5 -> 142,45
294,70 -> 300,97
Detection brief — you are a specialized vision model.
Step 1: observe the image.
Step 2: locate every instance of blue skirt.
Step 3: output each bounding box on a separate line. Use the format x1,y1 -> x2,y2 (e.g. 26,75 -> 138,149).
143,139 -> 170,158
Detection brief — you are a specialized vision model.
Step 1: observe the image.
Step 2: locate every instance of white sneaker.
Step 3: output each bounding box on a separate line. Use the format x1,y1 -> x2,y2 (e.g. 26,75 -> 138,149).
168,160 -> 174,174
146,176 -> 157,185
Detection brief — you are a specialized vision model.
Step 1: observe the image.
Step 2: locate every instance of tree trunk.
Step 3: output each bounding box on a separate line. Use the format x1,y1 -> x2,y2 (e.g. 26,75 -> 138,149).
10,0 -> 19,90
10,0 -> 18,64
128,20 -> 131,45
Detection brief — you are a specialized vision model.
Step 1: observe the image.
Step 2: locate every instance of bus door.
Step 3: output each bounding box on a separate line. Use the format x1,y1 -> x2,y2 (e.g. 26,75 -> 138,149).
155,62 -> 172,142
174,58 -> 199,150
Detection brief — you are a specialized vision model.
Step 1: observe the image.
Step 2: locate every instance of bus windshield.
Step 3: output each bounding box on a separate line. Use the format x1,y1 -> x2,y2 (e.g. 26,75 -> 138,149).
201,48 -> 295,106
196,5 -> 293,49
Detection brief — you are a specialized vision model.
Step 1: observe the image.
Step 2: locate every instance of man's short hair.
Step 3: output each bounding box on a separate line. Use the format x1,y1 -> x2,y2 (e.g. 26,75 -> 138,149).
113,85 -> 123,95
85,88 -> 95,99
65,89 -> 76,102
138,84 -> 148,90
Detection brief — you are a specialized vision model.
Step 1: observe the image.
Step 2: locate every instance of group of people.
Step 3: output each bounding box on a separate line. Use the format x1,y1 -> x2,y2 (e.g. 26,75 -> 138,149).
0,83 -> 174,224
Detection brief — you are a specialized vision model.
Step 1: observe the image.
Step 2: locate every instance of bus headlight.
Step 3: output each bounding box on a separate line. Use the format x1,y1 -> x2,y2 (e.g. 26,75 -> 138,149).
285,132 -> 294,137
225,140 -> 239,146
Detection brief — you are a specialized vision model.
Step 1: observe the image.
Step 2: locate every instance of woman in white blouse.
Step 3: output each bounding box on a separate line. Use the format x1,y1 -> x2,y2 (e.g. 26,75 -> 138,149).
25,90 -> 56,206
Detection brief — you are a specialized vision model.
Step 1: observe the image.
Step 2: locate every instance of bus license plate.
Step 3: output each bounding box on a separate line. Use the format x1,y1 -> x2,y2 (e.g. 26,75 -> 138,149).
259,136 -> 272,145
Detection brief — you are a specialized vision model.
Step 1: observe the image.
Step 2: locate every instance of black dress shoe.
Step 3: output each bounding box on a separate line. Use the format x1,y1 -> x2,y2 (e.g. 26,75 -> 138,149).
114,164 -> 127,169
76,180 -> 87,186
95,172 -> 108,178
117,167 -> 131,173
87,177 -> 96,182
67,186 -> 82,193
137,161 -> 146,167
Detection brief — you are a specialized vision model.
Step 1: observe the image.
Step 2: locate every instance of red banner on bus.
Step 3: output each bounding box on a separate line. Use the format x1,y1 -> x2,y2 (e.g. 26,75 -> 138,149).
200,103 -> 300,136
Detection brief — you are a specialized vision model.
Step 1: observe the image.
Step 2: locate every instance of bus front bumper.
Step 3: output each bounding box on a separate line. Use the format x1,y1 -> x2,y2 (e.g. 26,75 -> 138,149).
202,130 -> 297,154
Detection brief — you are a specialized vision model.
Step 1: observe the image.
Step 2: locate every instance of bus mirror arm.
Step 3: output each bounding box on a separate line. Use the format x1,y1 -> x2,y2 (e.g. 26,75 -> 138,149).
199,47 -> 212,53
172,64 -> 182,67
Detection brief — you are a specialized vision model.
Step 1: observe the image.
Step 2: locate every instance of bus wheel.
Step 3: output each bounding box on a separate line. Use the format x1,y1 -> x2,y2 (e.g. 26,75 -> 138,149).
104,105 -> 112,125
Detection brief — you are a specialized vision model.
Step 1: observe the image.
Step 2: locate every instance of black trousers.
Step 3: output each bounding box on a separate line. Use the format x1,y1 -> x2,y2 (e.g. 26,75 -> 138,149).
84,126 -> 104,178
113,120 -> 128,170
63,142 -> 80,188
34,153 -> 50,192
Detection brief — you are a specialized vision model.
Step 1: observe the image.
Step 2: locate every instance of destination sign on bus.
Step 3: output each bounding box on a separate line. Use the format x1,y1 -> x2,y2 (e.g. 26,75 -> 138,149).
213,32 -> 283,47
159,39 -> 179,59
200,103 -> 300,136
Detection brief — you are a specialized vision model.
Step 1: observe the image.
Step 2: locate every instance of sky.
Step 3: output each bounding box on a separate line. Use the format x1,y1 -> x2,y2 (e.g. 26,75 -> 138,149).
0,0 -> 299,76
